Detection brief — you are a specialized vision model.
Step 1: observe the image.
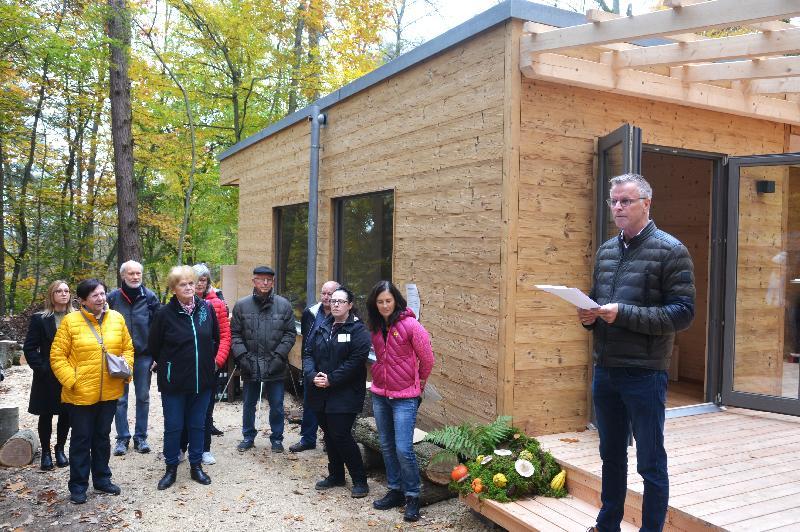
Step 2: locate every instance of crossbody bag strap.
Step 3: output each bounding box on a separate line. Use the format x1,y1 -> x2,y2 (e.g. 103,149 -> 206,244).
80,311 -> 107,354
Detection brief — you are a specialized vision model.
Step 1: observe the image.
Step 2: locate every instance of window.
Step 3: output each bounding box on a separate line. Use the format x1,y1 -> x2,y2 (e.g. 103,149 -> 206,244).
335,191 -> 394,312
274,203 -> 309,321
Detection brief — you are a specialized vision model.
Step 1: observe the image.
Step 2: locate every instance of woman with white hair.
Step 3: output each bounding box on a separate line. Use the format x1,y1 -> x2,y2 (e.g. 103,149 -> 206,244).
149,266 -> 220,489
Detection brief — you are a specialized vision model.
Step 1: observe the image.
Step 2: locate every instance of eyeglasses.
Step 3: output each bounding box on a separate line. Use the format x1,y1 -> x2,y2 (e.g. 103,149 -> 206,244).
606,197 -> 647,208
253,277 -> 274,284
329,299 -> 349,306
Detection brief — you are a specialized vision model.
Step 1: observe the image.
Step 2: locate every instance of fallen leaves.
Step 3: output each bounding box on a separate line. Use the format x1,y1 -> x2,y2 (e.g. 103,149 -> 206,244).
559,437 -> 580,443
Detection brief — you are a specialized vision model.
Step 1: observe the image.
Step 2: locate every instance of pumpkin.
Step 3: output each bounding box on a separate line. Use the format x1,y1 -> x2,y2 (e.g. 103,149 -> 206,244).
518,450 -> 534,462
451,464 -> 469,482
471,478 -> 484,493
493,473 -> 508,488
515,459 -> 535,478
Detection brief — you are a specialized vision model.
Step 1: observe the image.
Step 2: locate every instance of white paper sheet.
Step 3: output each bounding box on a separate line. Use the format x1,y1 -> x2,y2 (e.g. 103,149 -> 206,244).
406,283 -> 421,318
535,284 -> 599,310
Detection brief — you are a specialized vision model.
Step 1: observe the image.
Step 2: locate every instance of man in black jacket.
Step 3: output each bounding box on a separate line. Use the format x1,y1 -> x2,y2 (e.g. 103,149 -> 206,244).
231,266 -> 296,453
578,174 -> 695,532
109,260 -> 161,456
289,280 -> 339,453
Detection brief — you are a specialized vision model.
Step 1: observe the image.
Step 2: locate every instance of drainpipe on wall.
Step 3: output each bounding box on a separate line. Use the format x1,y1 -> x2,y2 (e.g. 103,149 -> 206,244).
307,106 -> 326,307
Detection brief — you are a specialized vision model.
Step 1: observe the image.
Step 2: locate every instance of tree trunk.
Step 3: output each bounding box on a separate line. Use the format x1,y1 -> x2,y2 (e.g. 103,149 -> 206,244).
353,416 -> 457,506
107,0 -> 141,271
0,134 -> 7,314
0,429 -> 40,467
0,406 -> 19,446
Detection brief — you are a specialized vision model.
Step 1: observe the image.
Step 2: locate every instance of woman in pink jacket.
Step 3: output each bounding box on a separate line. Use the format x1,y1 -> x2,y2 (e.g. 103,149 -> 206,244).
366,280 -> 434,523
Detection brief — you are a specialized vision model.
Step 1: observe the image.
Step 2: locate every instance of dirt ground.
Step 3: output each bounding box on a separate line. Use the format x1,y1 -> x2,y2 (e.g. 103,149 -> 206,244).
0,365 -> 498,532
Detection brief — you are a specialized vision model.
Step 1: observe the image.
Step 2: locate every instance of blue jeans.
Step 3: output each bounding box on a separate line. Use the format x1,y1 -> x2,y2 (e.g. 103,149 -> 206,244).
242,380 -> 284,443
372,395 -> 421,497
68,401 -> 116,494
161,389 -> 211,465
593,366 -> 669,532
114,355 -> 152,443
299,382 -> 319,447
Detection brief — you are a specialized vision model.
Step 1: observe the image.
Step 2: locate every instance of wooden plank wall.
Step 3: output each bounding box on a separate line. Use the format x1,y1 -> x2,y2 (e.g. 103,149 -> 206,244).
516,78 -> 786,435
220,25 -> 511,429
645,152 -> 712,385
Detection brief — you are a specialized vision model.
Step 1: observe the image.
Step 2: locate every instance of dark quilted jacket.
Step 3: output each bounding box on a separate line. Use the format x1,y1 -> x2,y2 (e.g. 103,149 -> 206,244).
588,221 -> 695,370
230,290 -> 296,382
302,314 -> 370,414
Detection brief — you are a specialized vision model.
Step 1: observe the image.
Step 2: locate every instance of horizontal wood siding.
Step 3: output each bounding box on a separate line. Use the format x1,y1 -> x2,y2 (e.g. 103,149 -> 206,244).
517,79 -> 786,435
219,26 -> 509,429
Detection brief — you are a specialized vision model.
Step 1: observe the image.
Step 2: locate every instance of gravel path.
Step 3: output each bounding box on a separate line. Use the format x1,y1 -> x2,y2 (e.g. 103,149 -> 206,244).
0,365 -> 497,531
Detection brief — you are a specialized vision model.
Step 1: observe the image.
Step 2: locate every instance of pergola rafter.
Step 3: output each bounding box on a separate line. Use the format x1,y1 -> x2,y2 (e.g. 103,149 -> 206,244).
520,0 -> 800,126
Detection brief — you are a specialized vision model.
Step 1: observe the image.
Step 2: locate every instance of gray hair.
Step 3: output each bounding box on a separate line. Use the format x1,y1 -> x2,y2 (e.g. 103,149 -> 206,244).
119,260 -> 143,275
192,263 -> 211,280
609,173 -> 653,199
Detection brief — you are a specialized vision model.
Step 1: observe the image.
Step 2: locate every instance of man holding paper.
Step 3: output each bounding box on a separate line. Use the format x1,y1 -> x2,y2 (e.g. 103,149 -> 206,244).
578,173 -> 695,532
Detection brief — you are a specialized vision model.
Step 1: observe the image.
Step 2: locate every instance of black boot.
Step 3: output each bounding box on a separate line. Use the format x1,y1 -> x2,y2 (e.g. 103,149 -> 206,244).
403,496 -> 421,522
54,444 -> 69,468
40,449 -> 54,471
373,489 -> 405,510
157,465 -> 178,490
190,463 -> 211,485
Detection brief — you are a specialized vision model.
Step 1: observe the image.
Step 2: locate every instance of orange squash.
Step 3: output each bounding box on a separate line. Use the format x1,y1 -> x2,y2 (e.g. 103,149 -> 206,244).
451,464 -> 469,482
471,478 -> 484,493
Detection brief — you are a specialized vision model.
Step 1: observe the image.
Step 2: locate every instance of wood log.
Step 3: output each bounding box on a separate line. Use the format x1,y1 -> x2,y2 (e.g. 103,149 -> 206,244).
354,416 -> 458,505
0,406 -> 19,446
357,443 -> 384,470
0,341 -> 16,370
0,429 -> 40,467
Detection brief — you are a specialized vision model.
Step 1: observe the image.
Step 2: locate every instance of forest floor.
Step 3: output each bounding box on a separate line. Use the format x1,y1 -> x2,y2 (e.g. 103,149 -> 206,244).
0,364 -> 498,532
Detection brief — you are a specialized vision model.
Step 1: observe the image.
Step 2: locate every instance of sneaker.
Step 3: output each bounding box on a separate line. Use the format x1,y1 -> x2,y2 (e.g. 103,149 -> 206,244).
271,442 -> 284,453
94,482 -> 121,496
289,441 -> 315,453
237,439 -> 254,452
133,439 -> 151,454
373,489 -> 405,510
315,476 -> 346,490
202,451 -> 216,465
178,450 -> 186,463
351,482 -> 369,498
113,440 -> 128,456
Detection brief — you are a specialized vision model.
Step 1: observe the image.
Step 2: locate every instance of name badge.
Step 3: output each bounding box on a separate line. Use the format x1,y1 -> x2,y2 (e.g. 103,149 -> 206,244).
337,333 -> 351,343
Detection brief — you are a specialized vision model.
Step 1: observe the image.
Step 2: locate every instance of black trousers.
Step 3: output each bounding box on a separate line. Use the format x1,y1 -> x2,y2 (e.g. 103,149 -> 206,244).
67,401 -> 116,494
315,411 -> 366,484
38,412 -> 70,449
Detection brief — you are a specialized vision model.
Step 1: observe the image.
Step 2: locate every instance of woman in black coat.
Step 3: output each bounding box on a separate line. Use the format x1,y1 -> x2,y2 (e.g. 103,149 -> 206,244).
149,266 -> 219,491
303,286 -> 371,498
24,280 -> 74,470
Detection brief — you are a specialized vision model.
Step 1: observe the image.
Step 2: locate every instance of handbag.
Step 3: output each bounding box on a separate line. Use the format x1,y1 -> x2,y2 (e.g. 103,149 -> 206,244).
81,312 -> 132,379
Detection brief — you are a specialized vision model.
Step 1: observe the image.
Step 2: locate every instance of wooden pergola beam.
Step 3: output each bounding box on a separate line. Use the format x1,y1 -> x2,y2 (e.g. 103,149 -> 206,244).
601,28 -> 800,69
745,78 -> 800,94
521,0 -> 800,54
520,52 -> 800,126
672,55 -> 800,82
586,7 -> 700,43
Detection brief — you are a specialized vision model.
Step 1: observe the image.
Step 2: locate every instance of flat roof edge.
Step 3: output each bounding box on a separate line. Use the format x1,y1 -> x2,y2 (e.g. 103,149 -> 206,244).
218,0 -> 587,161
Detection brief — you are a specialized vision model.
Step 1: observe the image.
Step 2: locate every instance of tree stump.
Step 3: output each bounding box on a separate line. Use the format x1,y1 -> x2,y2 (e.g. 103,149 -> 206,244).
0,340 -> 17,370
354,416 -> 456,506
0,429 -> 40,467
0,406 -> 19,445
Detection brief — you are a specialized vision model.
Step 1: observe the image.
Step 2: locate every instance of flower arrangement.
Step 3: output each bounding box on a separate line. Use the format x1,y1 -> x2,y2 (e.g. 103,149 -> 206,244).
425,416 -> 567,502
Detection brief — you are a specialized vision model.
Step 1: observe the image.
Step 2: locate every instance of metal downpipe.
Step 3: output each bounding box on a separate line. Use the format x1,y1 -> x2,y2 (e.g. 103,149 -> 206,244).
306,106 -> 325,307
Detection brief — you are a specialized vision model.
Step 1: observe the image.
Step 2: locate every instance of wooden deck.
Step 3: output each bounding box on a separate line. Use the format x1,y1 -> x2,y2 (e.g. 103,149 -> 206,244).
465,407 -> 800,531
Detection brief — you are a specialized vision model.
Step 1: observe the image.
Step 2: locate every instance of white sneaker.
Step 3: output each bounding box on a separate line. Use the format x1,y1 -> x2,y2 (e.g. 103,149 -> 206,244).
202,451 -> 216,465
178,450 -> 186,463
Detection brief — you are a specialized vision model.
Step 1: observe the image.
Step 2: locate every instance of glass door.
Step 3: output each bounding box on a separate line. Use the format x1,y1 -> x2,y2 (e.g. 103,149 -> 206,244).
596,124 -> 642,248
723,154 -> 800,415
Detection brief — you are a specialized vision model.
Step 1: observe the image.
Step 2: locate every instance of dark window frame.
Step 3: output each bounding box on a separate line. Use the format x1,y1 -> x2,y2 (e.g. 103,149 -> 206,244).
274,202 -> 309,323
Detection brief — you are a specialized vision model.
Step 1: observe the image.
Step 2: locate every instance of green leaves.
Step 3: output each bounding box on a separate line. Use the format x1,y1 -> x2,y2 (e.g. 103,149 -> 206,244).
424,415 -> 514,460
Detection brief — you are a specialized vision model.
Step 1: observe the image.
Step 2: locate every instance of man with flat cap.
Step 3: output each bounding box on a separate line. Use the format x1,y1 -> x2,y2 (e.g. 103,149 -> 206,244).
231,266 -> 296,452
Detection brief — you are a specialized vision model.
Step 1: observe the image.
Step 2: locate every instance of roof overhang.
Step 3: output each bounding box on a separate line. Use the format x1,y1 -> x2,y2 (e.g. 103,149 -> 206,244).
520,0 -> 800,126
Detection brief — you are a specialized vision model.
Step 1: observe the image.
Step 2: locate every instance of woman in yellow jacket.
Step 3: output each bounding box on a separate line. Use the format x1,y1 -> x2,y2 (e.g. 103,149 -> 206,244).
50,278 -> 134,505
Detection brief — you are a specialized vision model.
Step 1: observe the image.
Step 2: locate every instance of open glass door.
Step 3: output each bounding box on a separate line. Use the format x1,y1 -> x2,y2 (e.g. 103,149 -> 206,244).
596,124 -> 642,247
723,154 -> 800,415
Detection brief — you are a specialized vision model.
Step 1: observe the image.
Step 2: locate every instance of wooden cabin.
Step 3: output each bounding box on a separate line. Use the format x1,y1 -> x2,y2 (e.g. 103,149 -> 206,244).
218,0 -> 800,436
